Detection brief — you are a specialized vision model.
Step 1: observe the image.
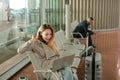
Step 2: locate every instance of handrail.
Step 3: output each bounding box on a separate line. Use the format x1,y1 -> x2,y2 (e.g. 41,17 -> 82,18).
0,53 -> 30,80
0,37 -> 21,48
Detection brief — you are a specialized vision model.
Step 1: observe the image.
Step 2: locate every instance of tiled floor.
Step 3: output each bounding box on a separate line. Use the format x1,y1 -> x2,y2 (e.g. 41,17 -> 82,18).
93,30 -> 120,80
9,29 -> 120,80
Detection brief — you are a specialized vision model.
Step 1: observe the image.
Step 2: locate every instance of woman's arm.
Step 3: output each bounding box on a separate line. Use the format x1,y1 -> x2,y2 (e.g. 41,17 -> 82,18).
17,39 -> 33,54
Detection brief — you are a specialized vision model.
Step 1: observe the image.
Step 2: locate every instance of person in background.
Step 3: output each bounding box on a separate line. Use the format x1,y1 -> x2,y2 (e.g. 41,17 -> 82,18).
5,6 -> 10,23
17,24 -> 77,80
73,17 -> 95,48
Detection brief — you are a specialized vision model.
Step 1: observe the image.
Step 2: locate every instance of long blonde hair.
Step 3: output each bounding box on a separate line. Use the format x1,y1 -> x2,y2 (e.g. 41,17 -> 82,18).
36,24 -> 58,52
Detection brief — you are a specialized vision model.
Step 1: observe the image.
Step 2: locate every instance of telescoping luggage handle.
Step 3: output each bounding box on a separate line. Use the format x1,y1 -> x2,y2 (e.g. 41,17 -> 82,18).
86,32 -> 89,56
92,51 -> 96,80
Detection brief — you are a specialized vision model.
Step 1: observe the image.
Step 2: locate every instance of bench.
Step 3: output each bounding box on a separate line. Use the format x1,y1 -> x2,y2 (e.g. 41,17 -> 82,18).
28,50 -> 79,80
71,21 -> 87,45
54,29 -> 85,51
54,30 -> 86,75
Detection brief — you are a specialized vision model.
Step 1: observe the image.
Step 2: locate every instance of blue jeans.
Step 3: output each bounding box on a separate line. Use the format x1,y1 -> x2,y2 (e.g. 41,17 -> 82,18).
61,67 -> 75,80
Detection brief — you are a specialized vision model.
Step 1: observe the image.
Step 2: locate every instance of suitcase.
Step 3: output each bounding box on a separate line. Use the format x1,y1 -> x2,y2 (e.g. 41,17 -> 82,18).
85,53 -> 102,80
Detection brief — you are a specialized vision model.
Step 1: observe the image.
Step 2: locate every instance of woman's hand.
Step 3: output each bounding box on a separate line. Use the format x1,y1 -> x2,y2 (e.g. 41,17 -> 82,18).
31,35 -> 37,42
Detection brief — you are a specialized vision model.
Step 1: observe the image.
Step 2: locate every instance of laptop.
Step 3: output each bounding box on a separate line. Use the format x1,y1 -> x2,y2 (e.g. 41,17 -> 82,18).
51,54 -> 75,72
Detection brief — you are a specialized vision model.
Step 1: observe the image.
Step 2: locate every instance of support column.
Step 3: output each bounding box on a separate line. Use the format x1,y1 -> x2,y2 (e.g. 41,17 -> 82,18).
65,0 -> 71,39
40,0 -> 46,24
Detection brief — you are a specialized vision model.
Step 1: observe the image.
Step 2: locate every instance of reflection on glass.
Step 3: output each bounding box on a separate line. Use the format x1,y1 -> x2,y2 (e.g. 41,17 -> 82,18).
0,0 -> 27,64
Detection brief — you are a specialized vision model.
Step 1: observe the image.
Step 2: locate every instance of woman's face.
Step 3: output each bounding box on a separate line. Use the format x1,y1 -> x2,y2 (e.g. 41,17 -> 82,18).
41,29 -> 53,43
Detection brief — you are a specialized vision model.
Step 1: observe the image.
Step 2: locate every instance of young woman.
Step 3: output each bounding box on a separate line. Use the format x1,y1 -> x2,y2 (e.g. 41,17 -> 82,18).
17,24 -> 77,80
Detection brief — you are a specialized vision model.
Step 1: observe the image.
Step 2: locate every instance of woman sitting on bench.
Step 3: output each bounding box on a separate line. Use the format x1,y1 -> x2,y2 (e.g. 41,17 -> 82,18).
17,24 -> 78,80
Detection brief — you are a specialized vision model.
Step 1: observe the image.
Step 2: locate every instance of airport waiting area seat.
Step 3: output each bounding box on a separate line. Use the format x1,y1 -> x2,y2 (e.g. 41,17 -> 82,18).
27,51 -> 63,80
54,29 -> 86,75
54,29 -> 85,51
71,21 -> 87,47
27,50 -> 79,80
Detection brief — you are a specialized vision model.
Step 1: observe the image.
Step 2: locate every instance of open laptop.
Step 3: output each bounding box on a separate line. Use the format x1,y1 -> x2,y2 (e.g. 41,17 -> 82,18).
51,54 -> 75,72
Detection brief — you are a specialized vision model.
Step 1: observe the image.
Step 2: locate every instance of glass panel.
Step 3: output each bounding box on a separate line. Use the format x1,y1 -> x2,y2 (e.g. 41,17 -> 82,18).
0,0 -> 40,64
0,0 -> 27,64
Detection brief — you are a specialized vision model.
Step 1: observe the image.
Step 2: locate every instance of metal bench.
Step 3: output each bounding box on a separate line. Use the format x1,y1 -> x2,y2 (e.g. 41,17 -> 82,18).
54,29 -> 85,51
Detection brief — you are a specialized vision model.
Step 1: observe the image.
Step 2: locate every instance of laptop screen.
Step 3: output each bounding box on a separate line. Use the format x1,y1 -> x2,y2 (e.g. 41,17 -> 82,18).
51,54 -> 75,71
